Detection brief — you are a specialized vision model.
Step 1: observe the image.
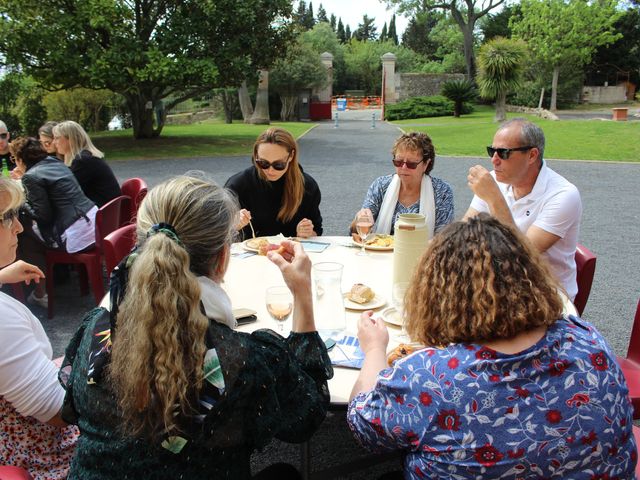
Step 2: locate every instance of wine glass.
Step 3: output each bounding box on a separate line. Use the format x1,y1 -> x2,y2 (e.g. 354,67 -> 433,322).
265,286 -> 293,333
354,211 -> 374,256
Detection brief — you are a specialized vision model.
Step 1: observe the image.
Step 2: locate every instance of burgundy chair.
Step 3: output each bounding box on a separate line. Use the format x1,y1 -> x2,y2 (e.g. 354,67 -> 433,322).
574,243 -> 596,316
633,425 -> 640,477
104,223 -> 137,279
617,299 -> 640,420
120,178 -> 148,225
45,195 -> 131,318
0,466 -> 33,480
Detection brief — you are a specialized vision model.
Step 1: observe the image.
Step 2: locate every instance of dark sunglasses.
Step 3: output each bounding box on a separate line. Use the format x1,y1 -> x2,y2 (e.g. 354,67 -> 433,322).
392,158 -> 425,169
0,133 -> 8,140
487,146 -> 534,160
1,208 -> 19,229
255,158 -> 289,171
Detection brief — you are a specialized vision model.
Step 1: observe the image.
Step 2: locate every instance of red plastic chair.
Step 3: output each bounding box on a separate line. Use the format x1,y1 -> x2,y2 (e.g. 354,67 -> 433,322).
0,466 -> 33,480
104,223 -> 137,279
574,243 -> 596,316
617,299 -> 640,420
120,178 -> 148,224
45,195 -> 130,318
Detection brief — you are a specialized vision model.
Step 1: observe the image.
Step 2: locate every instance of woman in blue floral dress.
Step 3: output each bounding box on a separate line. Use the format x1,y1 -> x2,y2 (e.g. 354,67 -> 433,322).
347,214 -> 636,479
59,175 -> 332,479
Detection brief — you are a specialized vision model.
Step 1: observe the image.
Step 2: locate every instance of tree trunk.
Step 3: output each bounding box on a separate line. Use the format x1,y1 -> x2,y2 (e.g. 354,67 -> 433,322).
250,69 -> 270,125
125,93 -> 161,139
454,101 -> 462,118
220,90 -> 234,124
280,94 -> 298,121
550,66 -> 559,111
238,80 -> 254,124
495,91 -> 507,122
450,11 -> 476,81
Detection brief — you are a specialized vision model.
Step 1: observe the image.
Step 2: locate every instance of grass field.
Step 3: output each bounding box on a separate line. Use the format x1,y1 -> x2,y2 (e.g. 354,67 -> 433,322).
392,105 -> 640,162
92,120 -> 314,161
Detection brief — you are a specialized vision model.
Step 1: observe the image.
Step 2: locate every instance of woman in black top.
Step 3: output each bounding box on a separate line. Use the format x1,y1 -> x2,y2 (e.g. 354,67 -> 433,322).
53,121 -> 121,207
225,127 -> 322,239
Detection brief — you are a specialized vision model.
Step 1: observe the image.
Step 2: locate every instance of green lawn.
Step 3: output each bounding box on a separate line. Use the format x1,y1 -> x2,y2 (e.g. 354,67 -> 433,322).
392,105 -> 640,162
92,120 -> 315,161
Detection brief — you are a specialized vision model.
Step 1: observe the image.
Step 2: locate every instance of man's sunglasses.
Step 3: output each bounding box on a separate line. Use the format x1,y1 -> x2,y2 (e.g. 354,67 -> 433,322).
1,208 -> 19,229
391,158 -> 425,169
487,146 -> 534,160
255,158 -> 289,171
0,133 -> 8,140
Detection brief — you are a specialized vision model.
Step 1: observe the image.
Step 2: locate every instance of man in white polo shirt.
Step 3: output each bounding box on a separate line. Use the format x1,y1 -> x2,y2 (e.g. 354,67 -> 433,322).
464,119 -> 582,300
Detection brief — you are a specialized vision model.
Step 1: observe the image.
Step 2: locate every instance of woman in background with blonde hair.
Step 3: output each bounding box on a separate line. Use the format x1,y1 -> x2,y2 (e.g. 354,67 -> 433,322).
225,127 -> 322,238
60,174 -> 332,479
347,214 -> 636,478
53,120 -> 120,207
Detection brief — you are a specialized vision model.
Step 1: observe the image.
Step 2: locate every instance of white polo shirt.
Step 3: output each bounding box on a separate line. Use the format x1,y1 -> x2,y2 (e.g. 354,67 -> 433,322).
470,163 -> 582,300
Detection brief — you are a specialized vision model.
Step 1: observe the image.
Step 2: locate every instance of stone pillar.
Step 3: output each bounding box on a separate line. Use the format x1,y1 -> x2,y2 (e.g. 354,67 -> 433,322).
314,52 -> 334,102
250,69 -> 270,124
381,52 -> 397,104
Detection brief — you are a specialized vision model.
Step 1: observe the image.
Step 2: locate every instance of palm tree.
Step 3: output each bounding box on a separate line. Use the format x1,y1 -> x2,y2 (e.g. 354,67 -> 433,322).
476,37 -> 527,122
441,80 -> 477,117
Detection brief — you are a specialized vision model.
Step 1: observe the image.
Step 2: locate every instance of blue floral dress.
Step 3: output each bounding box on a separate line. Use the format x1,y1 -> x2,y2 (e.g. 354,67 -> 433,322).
347,316 -> 637,479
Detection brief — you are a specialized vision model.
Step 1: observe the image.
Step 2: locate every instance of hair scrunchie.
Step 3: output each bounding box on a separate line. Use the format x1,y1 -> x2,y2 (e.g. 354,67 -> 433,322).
147,222 -> 183,247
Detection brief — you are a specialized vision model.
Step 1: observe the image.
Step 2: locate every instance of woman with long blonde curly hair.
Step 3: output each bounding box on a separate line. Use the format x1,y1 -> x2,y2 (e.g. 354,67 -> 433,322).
59,174 -> 332,479
347,214 -> 636,479
225,127 -> 322,239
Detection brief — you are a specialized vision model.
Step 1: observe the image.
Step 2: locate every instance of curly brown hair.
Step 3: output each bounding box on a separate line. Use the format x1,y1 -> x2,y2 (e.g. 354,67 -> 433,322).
404,213 -> 564,346
392,132 -> 435,175
9,137 -> 47,169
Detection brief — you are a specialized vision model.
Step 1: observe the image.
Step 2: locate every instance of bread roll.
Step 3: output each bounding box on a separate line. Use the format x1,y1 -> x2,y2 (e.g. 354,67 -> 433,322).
348,283 -> 375,304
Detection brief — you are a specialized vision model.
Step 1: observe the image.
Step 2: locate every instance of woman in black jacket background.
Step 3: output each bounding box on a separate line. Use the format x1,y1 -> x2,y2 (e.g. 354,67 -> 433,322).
10,137 -> 96,308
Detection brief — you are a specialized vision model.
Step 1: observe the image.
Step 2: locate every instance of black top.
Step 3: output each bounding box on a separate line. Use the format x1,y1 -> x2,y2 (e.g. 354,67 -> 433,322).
21,156 -> 95,246
225,166 -> 323,238
71,150 -> 121,207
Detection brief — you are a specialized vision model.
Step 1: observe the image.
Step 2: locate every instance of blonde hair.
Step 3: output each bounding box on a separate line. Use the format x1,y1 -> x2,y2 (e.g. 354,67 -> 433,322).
0,177 -> 24,214
252,127 -> 305,223
405,214 -> 564,346
52,120 -> 103,166
109,174 -> 238,440
392,132 -> 436,175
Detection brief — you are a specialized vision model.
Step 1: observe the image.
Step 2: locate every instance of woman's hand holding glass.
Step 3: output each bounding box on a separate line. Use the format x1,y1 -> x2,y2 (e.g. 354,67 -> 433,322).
267,240 -> 315,332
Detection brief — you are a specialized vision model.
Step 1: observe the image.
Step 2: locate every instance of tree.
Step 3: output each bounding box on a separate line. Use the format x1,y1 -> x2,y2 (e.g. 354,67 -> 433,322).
0,0 -> 293,139
270,43 -> 327,120
380,22 -> 389,42
441,79 -> 477,117
476,37 -> 527,121
388,14 -> 399,44
304,2 -> 316,29
354,15 -> 378,41
300,22 -> 347,92
295,1 -> 308,28
402,10 -> 442,59
337,19 -> 347,42
330,14 -> 337,30
511,0 -> 622,111
387,0 -> 506,79
317,3 -> 329,23
480,4 -> 521,41
43,88 -> 118,131
345,25 -> 352,41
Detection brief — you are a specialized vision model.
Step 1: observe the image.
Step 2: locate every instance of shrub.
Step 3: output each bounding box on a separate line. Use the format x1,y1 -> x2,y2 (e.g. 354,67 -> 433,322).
441,79 -> 477,117
384,95 -> 474,121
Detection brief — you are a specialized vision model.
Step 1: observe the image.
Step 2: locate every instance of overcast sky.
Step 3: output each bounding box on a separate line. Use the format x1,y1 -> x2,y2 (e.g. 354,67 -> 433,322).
302,0 -> 410,37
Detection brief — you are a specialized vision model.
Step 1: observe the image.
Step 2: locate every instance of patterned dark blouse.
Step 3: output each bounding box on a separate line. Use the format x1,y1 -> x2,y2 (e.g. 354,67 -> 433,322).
61,307 -> 332,479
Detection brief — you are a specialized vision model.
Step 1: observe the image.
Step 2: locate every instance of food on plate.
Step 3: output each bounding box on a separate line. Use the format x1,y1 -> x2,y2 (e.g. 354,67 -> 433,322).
257,239 -> 285,256
387,343 -> 422,366
366,234 -> 393,247
347,283 -> 375,304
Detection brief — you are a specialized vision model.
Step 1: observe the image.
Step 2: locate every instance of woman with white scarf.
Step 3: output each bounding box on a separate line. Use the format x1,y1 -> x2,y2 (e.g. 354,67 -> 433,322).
352,132 -> 454,238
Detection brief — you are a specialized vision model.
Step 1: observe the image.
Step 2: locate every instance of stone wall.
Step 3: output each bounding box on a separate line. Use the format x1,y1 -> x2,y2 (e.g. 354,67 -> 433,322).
165,110 -> 217,125
581,86 -> 626,104
395,73 -> 466,101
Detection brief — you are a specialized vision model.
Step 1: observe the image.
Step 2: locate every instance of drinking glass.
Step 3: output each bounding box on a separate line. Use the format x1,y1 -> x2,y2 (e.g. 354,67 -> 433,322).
354,211 -> 374,256
265,286 -> 293,333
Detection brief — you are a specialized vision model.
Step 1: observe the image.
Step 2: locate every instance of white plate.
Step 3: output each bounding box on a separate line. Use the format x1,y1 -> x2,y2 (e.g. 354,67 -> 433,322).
352,234 -> 394,251
380,306 -> 404,326
242,236 -> 285,253
343,293 -> 386,311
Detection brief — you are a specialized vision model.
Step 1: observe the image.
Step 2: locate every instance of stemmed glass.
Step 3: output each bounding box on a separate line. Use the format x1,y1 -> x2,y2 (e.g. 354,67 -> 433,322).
265,286 -> 293,333
354,211 -> 374,256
